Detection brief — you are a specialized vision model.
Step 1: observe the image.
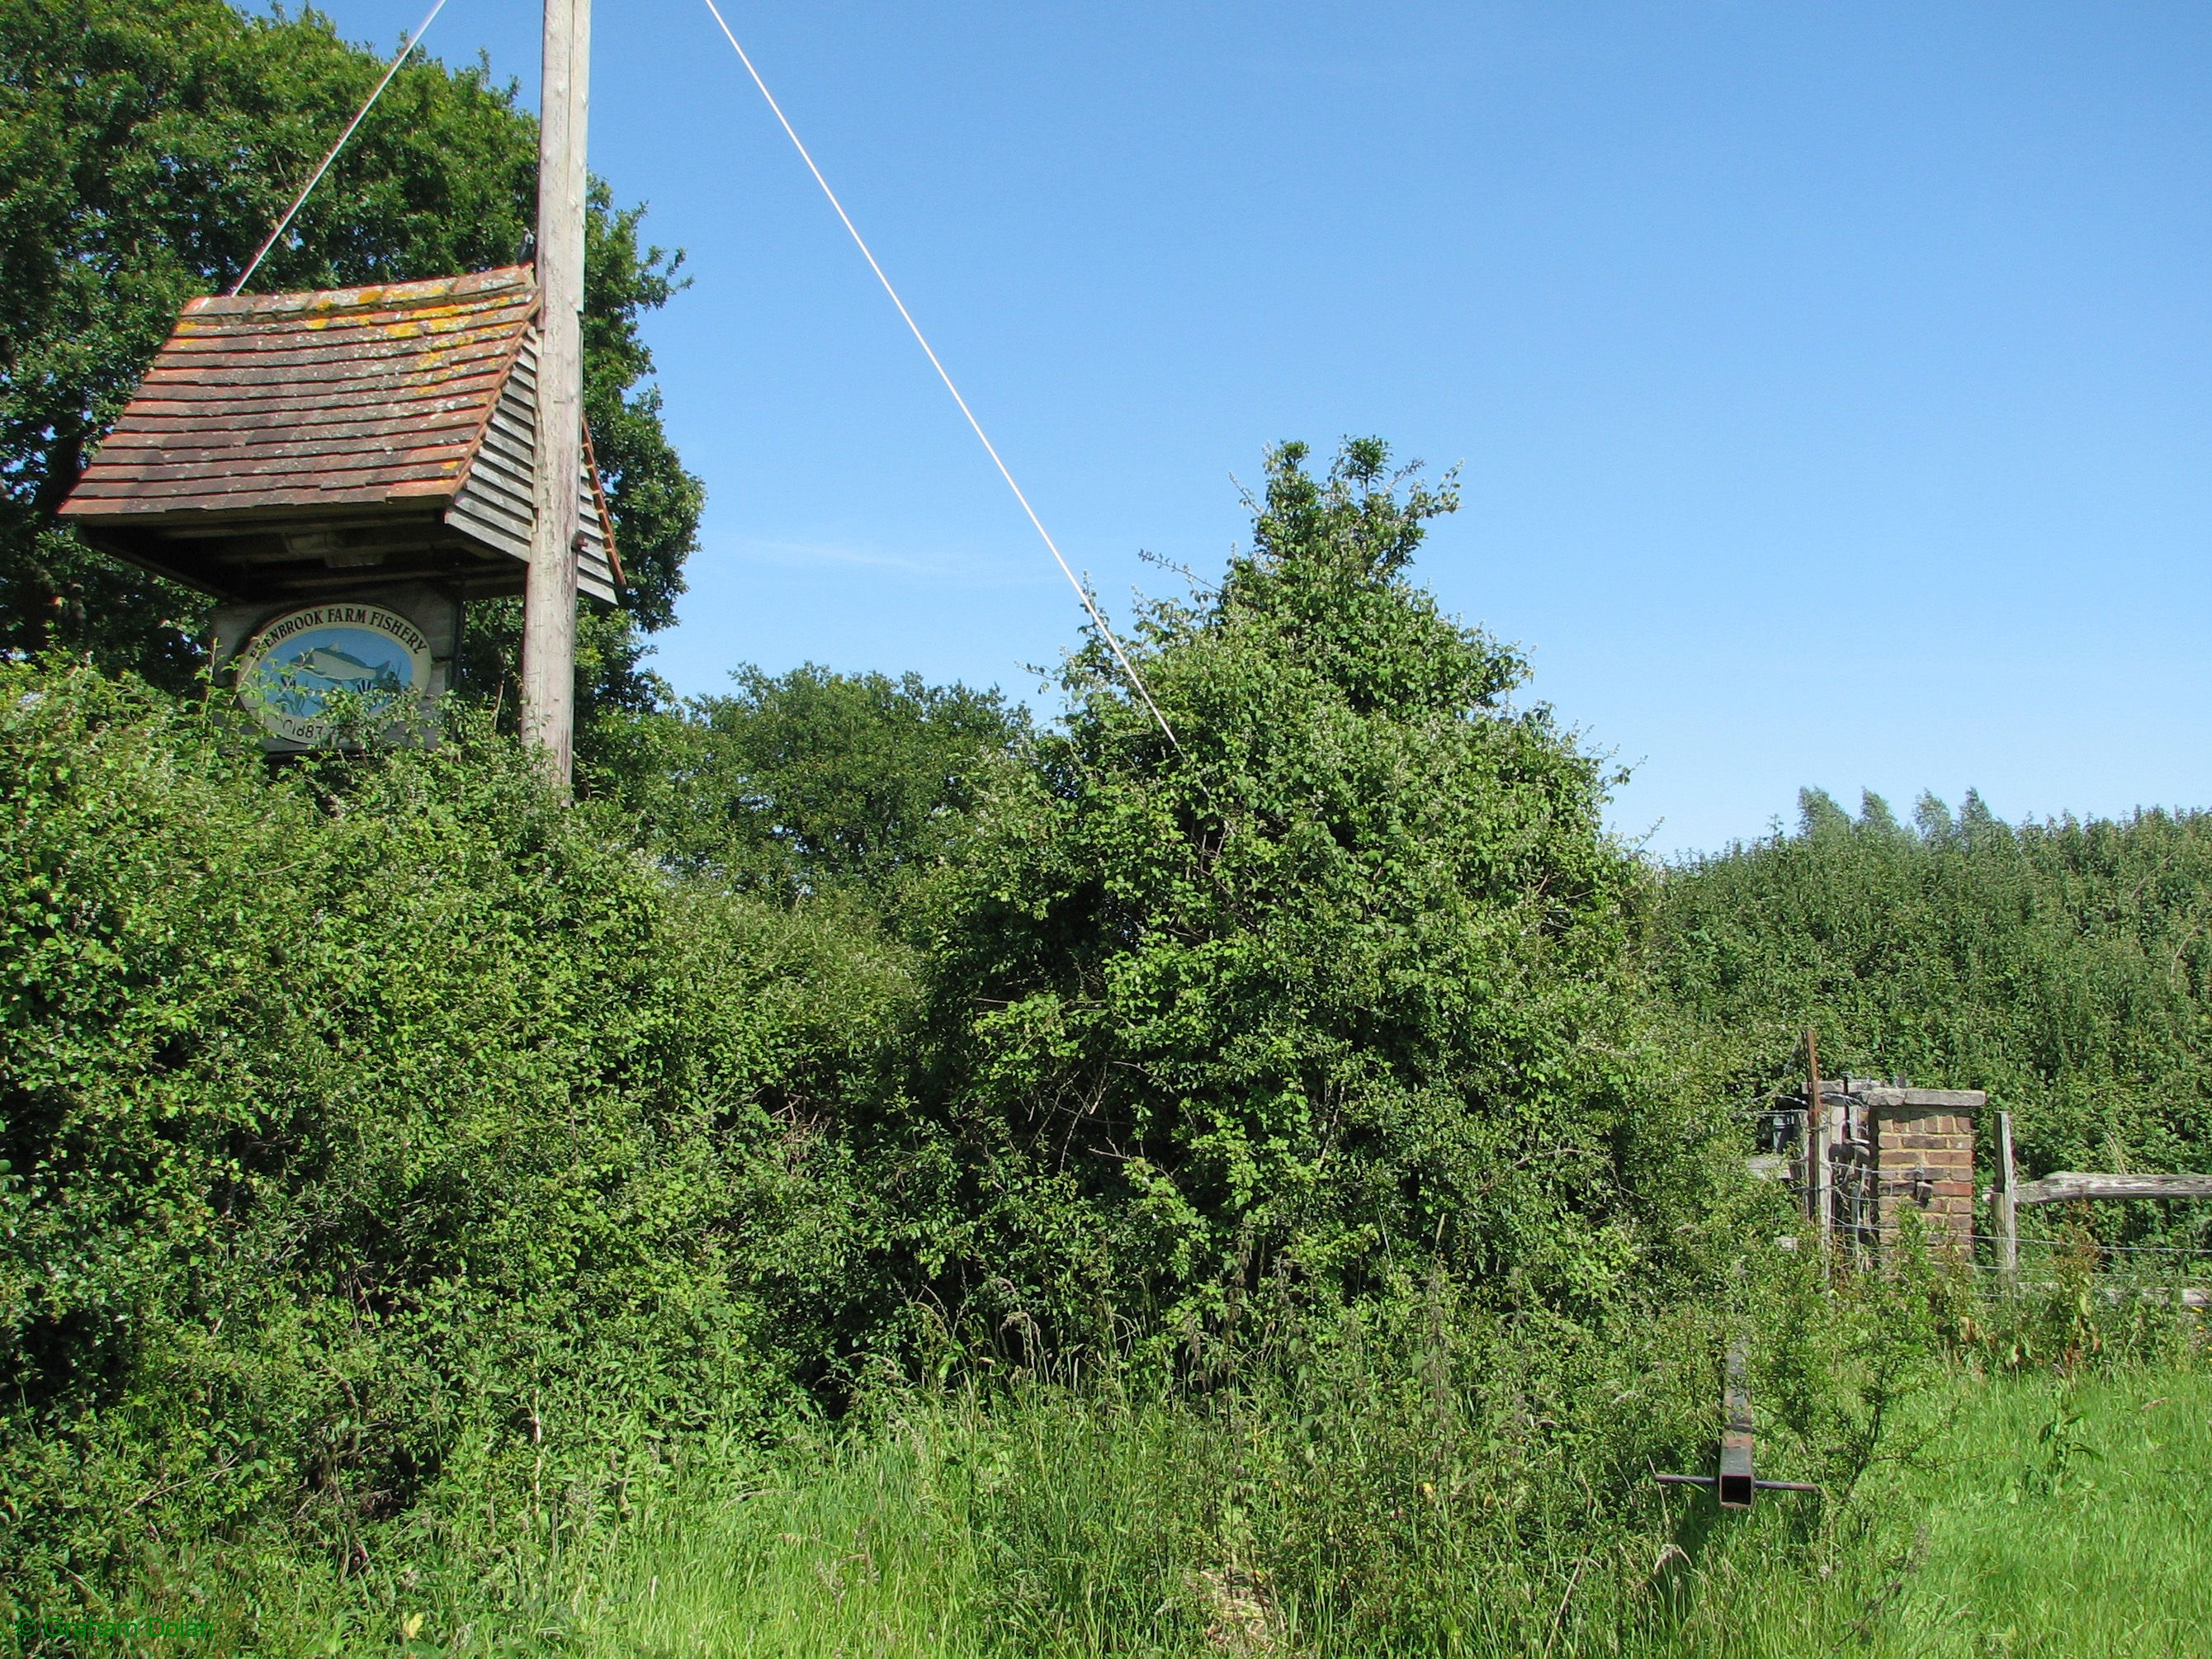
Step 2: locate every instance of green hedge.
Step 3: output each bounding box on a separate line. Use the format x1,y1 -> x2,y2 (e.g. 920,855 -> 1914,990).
0,663 -> 912,1598
1653,790 -> 2212,1211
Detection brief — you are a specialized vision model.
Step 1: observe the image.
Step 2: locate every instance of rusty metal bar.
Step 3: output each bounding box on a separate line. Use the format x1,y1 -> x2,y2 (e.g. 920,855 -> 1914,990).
1654,1473 -> 1822,1495
1652,1340 -> 1820,1505
1719,1342 -> 1755,1507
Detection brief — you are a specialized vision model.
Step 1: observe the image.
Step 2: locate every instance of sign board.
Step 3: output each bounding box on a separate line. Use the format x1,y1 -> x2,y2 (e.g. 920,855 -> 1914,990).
220,593 -> 456,752
235,602 -> 431,745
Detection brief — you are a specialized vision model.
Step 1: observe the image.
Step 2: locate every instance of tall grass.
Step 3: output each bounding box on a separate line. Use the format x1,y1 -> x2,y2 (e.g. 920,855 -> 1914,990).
571,1413 -> 993,1659
536,1361 -> 2207,1659
10,1260 -> 2196,1656
12,1290 -> 2195,1656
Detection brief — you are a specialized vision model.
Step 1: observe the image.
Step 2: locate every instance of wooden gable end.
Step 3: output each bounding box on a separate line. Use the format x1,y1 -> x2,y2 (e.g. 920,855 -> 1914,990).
447,330 -> 621,605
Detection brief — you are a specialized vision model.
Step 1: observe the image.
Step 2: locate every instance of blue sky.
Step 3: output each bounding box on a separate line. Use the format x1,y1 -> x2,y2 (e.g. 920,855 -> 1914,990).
295,0 -> 2209,855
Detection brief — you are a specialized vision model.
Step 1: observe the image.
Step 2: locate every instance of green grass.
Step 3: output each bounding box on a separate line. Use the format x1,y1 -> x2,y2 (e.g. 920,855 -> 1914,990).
567,1415 -> 995,1659
536,1365 -> 2210,1659
1877,1368 -> 2210,1657
1645,1366 -> 2212,1659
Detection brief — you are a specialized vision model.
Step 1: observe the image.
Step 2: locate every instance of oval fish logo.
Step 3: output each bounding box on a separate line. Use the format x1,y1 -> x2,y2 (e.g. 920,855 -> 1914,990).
236,603 -> 431,746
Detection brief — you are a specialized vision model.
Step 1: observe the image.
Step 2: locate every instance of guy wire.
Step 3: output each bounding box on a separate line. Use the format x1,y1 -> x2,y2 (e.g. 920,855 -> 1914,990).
696,0 -> 1183,754
230,0 -> 452,295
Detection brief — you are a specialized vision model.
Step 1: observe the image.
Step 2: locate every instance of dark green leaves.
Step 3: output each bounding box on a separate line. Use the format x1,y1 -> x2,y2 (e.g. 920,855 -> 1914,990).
921,441 -> 1684,1340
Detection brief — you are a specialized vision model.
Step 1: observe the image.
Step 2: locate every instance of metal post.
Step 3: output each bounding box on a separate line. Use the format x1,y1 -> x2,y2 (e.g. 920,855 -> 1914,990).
522,0 -> 588,785
1718,1341 -> 1755,1509
1652,1337 -> 1821,1504
1997,1109 -> 2017,1279
1805,1028 -> 1830,1250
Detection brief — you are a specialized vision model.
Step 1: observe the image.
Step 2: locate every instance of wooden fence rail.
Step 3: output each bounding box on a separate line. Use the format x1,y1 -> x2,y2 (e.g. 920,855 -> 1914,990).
2015,1171 -> 2212,1205
1992,1113 -> 2210,1270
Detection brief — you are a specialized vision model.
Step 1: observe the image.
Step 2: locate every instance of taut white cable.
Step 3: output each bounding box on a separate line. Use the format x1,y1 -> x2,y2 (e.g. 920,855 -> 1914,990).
230,0 -> 452,295
697,0 -> 1181,753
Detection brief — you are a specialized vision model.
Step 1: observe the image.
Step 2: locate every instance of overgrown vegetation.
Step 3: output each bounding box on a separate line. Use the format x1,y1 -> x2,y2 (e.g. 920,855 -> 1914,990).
1652,789 -> 2212,1253
2,7 -> 2206,1647
905,440 -> 1728,1348
0,667 -> 921,1612
6,439 -> 2204,1653
501,1345 -> 2212,1659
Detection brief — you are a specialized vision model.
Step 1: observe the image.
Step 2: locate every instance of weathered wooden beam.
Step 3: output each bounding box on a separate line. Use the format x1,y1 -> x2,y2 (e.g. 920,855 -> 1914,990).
1805,1030 -> 1830,1249
1997,1281 -> 2211,1308
2016,1172 -> 2212,1205
1997,1111 -> 2018,1275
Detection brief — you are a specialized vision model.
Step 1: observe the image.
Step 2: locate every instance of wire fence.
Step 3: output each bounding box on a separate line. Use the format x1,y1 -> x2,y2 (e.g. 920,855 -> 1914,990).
1961,1232 -> 2212,1260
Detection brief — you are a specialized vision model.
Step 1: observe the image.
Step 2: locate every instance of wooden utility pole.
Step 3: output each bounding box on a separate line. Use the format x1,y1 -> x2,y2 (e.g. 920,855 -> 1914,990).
522,0 -> 589,784
1803,1028 -> 1830,1248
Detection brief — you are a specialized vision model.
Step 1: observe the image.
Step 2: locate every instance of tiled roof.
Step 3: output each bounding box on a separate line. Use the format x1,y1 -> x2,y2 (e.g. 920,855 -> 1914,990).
62,267 -> 535,518
57,267 -> 621,605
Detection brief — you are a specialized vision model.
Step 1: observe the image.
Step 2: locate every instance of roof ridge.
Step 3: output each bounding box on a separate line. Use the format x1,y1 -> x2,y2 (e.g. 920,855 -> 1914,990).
187,264 -> 535,319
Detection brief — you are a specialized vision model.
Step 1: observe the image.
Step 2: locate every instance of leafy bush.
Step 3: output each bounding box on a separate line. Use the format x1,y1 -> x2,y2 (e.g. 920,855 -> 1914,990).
911,440 -> 1739,1345
0,662 -> 910,1605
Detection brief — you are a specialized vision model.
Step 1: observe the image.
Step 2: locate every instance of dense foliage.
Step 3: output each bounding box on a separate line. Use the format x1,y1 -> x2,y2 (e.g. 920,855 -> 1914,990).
1,433 -> 2204,1646
1652,789 -> 2212,1234
0,665 -> 912,1600
915,442 -> 1726,1342
0,441 -> 1767,1621
0,0 -> 701,719
3,4 -> 2204,1646
607,664 -> 1031,897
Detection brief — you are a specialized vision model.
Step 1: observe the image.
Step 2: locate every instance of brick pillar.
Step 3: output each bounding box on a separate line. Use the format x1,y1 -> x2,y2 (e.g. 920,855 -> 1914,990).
1861,1088 -> 1983,1252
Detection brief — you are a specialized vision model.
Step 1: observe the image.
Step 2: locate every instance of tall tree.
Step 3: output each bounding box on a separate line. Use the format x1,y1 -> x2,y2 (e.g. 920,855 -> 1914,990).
909,440 -> 1710,1340
0,0 -> 700,702
603,664 -> 1030,900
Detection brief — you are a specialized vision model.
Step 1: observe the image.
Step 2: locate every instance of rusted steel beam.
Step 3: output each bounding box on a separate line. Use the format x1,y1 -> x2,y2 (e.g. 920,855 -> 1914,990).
1652,1341 -> 1819,1506
1719,1342 -> 1756,1507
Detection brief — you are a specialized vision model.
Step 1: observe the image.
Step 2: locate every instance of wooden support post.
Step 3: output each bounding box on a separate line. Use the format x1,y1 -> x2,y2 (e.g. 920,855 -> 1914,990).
1804,1028 -> 1830,1250
522,0 -> 589,786
1996,1109 -> 2017,1279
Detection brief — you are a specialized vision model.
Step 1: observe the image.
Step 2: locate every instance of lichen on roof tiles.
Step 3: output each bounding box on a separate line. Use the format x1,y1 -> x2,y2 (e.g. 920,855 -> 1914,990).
62,265 -> 539,521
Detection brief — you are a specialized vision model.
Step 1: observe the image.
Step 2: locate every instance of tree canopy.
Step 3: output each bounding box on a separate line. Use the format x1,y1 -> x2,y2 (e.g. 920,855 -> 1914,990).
625,664 -> 1033,896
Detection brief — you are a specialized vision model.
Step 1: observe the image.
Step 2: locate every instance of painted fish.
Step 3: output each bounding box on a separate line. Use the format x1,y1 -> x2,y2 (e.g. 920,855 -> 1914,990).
291,645 -> 401,688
